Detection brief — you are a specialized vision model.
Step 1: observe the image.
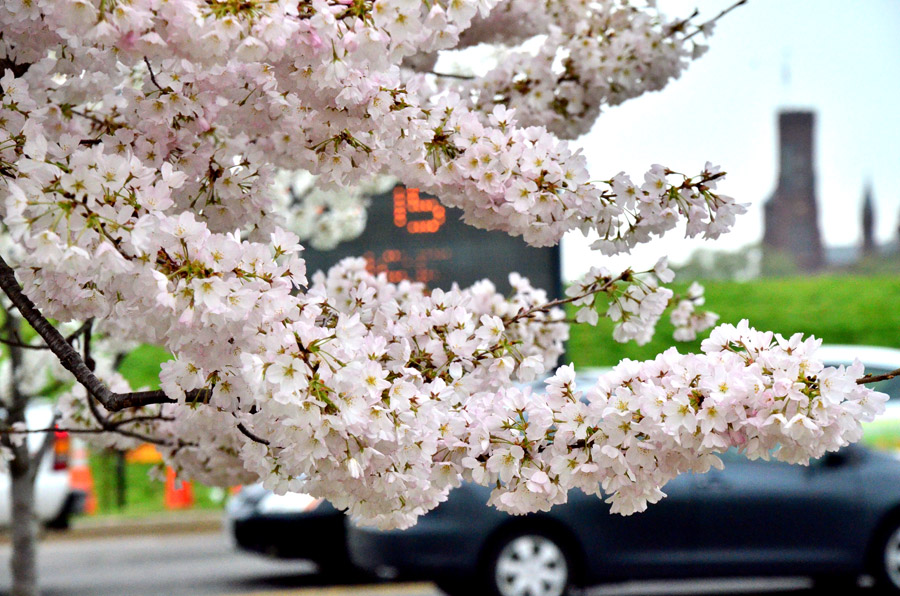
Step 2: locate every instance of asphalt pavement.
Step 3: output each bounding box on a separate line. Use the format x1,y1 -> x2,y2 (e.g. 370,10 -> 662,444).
0,511 -> 849,596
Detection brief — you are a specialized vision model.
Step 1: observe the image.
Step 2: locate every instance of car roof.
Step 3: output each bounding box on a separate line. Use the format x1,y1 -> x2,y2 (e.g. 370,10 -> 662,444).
817,344 -> 900,371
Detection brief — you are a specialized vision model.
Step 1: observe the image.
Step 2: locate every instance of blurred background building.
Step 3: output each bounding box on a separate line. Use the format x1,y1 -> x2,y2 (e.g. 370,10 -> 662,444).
762,111 -> 825,273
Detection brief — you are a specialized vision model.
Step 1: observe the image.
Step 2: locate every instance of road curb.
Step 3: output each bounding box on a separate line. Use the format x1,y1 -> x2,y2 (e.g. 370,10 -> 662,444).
0,510 -> 223,544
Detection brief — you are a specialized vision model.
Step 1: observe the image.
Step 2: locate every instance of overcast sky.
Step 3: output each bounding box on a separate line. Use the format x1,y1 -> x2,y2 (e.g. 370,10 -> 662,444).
562,0 -> 900,280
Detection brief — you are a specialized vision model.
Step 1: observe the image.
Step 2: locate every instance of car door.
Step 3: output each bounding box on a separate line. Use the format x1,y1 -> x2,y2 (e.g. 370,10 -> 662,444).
566,470 -> 701,580
688,447 -> 866,575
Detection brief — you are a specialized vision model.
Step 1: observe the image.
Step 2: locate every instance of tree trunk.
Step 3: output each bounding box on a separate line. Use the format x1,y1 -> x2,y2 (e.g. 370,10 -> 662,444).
8,443 -> 38,596
2,311 -> 39,596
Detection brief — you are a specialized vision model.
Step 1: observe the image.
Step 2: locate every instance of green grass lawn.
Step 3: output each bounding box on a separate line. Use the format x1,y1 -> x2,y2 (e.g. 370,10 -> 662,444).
89,341 -> 226,516
566,275 -> 900,367
89,452 -> 228,516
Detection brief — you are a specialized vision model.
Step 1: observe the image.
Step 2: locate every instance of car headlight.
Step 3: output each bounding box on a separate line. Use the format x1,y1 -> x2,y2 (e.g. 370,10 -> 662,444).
257,491 -> 323,515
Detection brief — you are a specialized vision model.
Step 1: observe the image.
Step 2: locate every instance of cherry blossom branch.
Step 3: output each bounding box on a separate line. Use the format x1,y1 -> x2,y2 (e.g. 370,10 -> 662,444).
683,0 -> 748,40
80,388 -> 175,447
0,253 -> 179,411
1,426 -> 107,435
430,71 -> 475,80
0,334 -> 49,350
858,368 -> 900,385
236,422 -> 270,446
108,414 -> 176,428
0,319 -> 92,351
142,57 -> 164,92
28,417 -> 59,483
505,271 -> 629,325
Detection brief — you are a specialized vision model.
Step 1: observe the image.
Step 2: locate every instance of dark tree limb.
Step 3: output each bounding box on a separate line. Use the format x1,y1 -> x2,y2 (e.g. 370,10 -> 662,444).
0,57 -> 30,78
0,253 -> 179,411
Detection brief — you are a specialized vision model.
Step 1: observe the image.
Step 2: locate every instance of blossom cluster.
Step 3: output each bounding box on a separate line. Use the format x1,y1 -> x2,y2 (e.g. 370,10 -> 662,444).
432,0 -> 713,139
670,281 -> 719,342
56,257 -> 567,527
0,0 -> 887,530
461,321 -> 887,516
270,171 -> 396,251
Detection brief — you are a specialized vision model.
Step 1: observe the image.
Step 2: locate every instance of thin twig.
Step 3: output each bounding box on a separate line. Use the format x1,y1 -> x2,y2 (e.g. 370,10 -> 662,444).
143,56 -> 164,92
105,426 -> 173,447
857,368 -> 900,385
108,414 -> 176,428
69,109 -> 119,134
684,0 -> 748,41
429,71 -> 475,81
0,335 -> 49,350
237,422 -> 270,446
0,318 -> 86,350
65,319 -> 92,345
1,426 -> 108,435
83,318 -> 95,373
504,271 -> 629,325
27,414 -> 59,481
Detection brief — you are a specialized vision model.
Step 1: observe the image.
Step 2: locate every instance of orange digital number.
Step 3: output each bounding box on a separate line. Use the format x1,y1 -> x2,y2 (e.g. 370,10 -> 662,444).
393,187 -> 446,234
363,247 -> 452,287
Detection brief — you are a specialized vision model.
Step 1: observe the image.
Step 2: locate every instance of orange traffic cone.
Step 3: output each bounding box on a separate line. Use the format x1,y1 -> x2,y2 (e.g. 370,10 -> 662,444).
164,467 -> 194,509
68,438 -> 97,515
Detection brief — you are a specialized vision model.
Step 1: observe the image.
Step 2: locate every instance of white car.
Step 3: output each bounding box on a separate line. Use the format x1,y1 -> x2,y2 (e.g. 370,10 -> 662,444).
0,401 -> 85,529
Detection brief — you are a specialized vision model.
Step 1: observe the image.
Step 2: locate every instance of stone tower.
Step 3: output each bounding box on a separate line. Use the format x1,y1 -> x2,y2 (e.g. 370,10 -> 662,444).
762,111 -> 825,272
862,181 -> 875,256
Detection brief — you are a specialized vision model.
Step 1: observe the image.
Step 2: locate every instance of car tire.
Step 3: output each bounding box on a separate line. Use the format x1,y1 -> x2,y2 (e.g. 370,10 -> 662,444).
315,561 -> 372,584
873,520 -> 900,594
811,573 -> 861,595
435,577 -> 475,596
44,510 -> 70,531
483,528 -> 574,596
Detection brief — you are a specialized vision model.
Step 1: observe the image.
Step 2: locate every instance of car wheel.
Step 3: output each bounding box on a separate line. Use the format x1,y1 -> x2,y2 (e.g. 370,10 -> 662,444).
485,530 -> 573,596
44,511 -> 70,531
435,577 -> 474,596
874,521 -> 900,594
315,561 -> 372,584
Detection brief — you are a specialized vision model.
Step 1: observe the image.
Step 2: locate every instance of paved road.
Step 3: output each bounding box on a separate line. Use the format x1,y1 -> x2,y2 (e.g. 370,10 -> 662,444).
0,532 -> 328,596
0,532 -> 827,596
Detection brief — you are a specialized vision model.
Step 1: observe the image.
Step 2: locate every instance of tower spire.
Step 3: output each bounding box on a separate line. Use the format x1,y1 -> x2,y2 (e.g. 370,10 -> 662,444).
862,180 -> 875,256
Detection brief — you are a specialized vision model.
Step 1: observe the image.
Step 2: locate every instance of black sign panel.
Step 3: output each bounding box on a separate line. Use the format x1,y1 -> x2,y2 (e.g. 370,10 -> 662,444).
302,187 -> 561,298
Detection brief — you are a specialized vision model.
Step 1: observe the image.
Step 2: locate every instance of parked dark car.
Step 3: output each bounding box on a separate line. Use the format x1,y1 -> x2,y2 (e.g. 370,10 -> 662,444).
225,483 -> 354,575
347,444 -> 900,596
